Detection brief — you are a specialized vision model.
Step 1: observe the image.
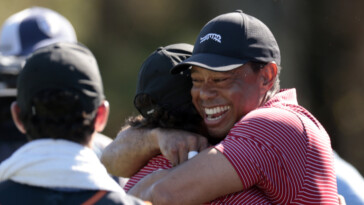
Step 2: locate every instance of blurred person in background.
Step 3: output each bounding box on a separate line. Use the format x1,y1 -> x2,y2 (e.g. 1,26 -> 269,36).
0,6 -> 113,163
0,55 -> 26,162
334,151 -> 364,204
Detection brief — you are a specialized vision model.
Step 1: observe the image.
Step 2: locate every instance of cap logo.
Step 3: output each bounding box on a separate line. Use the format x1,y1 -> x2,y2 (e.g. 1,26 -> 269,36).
200,33 -> 221,44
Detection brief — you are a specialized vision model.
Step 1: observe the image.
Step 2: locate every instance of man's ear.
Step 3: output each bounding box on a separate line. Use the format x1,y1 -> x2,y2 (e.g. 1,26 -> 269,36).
94,100 -> 110,132
260,62 -> 277,91
10,101 -> 26,134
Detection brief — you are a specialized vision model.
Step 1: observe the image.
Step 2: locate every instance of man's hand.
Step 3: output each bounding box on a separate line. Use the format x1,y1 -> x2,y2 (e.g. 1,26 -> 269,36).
151,128 -> 209,166
101,125 -> 209,177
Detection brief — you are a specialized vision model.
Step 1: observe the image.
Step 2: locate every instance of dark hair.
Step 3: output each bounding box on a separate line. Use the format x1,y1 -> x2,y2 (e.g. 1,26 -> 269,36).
19,89 -> 97,144
127,94 -> 204,134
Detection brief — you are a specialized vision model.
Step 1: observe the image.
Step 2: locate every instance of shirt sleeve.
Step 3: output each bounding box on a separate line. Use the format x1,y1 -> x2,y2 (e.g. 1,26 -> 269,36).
215,134 -> 264,189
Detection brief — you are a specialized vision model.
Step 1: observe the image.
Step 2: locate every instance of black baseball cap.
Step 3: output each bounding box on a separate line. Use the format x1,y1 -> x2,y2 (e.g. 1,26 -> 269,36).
17,42 -> 104,114
171,10 -> 280,73
135,43 -> 193,118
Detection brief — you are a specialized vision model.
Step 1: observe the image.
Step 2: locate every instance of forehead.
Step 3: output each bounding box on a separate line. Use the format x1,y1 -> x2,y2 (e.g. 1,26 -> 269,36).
190,66 -> 236,75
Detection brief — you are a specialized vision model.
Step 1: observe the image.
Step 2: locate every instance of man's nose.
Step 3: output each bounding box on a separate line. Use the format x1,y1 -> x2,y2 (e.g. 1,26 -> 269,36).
199,83 -> 217,100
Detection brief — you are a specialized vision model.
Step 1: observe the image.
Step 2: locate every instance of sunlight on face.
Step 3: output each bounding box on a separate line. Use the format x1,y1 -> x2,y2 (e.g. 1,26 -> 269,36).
190,64 -> 264,138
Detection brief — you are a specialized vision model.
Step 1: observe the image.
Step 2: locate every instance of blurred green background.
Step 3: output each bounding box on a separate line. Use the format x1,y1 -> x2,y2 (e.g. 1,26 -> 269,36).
1,0 -> 363,174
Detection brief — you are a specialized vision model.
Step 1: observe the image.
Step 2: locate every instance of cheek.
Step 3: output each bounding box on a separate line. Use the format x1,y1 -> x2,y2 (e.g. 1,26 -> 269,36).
229,90 -> 247,107
191,87 -> 200,106
191,86 -> 198,96
229,84 -> 260,113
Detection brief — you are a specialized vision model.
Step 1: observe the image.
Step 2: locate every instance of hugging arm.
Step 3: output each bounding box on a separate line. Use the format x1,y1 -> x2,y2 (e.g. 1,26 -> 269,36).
128,148 -> 245,205
101,126 -> 160,177
101,126 -> 209,177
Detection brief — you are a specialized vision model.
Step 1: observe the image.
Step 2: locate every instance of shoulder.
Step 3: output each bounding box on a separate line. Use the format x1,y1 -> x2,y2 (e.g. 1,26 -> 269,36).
247,107 -> 301,123
231,107 -> 305,137
220,107 -> 308,156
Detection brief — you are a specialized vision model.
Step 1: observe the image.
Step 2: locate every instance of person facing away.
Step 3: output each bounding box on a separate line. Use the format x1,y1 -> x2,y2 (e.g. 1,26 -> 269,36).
0,6 -> 113,163
103,10 -> 340,204
0,42 -> 146,205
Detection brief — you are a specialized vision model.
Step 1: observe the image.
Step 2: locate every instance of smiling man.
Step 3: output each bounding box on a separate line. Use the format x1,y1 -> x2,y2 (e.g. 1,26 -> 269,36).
188,62 -> 273,140
102,10 -> 339,204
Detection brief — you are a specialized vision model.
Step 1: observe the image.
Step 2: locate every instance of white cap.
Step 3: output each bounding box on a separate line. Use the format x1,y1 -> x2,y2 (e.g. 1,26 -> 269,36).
0,7 -> 77,56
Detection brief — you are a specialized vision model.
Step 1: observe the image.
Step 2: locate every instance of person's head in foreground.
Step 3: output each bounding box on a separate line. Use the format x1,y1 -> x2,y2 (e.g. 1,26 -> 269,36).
129,43 -> 205,135
11,42 -> 107,145
171,9 -> 281,139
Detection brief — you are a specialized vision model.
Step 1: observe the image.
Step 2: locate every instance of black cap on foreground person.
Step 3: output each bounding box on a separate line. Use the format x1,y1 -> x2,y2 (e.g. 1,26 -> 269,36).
0,42 -> 147,205
16,43 -> 105,116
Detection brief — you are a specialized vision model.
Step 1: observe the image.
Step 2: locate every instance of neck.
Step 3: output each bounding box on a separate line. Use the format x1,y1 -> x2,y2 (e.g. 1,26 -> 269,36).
83,132 -> 95,148
261,89 -> 277,106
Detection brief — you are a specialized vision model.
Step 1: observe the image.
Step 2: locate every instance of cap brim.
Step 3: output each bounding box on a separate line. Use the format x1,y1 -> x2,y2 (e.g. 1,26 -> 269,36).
171,53 -> 246,74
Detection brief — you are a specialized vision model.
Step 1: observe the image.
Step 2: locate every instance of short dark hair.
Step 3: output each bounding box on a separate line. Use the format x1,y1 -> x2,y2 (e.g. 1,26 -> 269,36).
127,93 -> 203,134
19,89 -> 97,144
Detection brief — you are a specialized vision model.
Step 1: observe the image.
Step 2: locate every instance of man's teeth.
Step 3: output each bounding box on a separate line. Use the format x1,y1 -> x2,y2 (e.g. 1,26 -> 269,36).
205,106 -> 230,115
204,106 -> 230,120
207,115 -> 222,120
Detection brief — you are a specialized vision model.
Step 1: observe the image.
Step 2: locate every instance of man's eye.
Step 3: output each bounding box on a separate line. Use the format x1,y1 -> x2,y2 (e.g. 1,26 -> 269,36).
192,78 -> 202,83
213,78 -> 228,83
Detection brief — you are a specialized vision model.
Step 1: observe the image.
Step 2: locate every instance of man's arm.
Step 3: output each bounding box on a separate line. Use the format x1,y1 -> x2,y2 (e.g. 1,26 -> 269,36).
101,126 -> 209,177
128,148 -> 244,205
101,126 -> 160,177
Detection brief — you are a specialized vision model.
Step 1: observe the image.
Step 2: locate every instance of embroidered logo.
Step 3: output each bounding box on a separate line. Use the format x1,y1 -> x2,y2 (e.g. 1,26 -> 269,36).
200,33 -> 221,44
